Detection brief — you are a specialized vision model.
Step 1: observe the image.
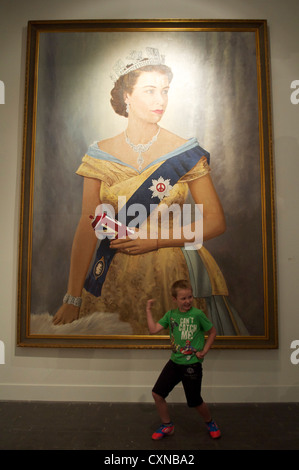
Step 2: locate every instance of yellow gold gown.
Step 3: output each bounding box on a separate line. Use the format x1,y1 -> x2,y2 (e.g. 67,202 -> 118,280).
76,139 -> 248,336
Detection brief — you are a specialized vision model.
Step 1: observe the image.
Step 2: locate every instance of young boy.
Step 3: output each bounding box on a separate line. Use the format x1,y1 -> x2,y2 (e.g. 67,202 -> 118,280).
146,279 -> 221,440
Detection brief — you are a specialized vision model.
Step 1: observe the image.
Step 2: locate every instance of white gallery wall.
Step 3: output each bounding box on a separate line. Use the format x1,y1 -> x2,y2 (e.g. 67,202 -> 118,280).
0,0 -> 298,403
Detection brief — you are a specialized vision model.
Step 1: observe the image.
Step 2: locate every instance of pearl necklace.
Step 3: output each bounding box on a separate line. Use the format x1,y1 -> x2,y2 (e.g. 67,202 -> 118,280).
125,127 -> 160,171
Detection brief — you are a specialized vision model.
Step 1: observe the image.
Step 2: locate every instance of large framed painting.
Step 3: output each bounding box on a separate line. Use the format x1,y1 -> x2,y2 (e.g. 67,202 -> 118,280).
17,19 -> 277,349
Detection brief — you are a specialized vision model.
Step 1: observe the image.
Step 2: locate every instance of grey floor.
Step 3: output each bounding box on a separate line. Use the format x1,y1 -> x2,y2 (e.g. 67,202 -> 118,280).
0,401 -> 298,451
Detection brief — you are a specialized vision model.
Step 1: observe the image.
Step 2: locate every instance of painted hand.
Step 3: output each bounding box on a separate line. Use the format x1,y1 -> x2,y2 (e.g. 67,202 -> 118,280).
110,236 -> 158,255
52,304 -> 79,325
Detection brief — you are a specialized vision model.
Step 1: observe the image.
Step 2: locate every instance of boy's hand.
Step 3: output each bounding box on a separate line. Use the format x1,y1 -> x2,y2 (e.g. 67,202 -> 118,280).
196,350 -> 207,359
146,299 -> 155,310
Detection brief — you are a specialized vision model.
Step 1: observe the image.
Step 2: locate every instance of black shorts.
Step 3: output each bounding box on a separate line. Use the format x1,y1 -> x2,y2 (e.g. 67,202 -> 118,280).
152,359 -> 203,408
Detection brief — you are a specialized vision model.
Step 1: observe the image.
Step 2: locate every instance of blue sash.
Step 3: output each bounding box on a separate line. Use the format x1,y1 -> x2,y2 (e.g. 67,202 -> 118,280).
84,143 -> 209,296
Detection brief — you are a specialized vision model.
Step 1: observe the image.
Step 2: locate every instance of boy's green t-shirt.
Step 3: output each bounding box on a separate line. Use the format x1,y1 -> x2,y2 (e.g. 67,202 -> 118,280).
158,307 -> 213,365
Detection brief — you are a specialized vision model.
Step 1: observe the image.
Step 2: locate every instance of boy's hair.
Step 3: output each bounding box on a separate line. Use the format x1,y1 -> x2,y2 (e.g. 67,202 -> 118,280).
171,279 -> 193,298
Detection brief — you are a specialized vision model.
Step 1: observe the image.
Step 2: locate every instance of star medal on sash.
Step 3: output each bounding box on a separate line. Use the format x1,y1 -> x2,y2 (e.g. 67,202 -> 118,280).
149,176 -> 173,201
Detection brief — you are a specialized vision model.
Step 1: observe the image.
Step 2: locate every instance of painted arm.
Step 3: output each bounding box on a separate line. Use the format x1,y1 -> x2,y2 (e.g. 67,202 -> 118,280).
52,177 -> 101,325
188,173 -> 226,242
110,173 -> 225,254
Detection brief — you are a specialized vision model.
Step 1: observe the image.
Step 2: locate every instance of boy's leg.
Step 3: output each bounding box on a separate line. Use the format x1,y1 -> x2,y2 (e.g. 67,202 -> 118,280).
152,391 -> 171,424
151,391 -> 175,440
195,403 -> 221,438
195,401 -> 212,422
182,363 -> 221,439
152,360 -> 181,421
151,360 -> 181,440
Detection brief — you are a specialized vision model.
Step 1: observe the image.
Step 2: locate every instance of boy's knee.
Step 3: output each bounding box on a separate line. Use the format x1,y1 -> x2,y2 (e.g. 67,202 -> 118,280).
152,391 -> 164,402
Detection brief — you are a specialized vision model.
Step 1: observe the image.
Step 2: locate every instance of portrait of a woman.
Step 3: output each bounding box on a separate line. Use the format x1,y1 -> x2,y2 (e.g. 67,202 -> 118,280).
51,47 -> 248,336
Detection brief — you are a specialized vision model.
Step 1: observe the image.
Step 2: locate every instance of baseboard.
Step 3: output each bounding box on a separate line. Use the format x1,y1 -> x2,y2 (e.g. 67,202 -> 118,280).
0,383 -> 298,403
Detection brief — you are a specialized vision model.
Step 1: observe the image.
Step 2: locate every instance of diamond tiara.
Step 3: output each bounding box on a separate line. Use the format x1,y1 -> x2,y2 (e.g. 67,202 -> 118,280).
110,47 -> 166,82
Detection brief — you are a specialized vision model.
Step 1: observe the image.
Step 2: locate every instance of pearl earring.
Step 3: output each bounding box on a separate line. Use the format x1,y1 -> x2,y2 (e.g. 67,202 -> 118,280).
126,102 -> 130,114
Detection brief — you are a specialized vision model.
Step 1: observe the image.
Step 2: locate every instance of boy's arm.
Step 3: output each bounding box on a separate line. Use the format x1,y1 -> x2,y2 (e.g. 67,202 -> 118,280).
146,299 -> 165,335
196,326 -> 217,359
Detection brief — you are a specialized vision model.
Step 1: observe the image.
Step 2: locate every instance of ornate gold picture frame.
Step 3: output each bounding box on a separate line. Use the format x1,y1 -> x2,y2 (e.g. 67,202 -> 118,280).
18,19 -> 277,349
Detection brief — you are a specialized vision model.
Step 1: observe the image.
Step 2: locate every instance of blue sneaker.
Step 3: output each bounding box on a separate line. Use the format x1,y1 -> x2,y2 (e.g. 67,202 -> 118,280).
206,420 -> 221,438
152,423 -> 175,440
